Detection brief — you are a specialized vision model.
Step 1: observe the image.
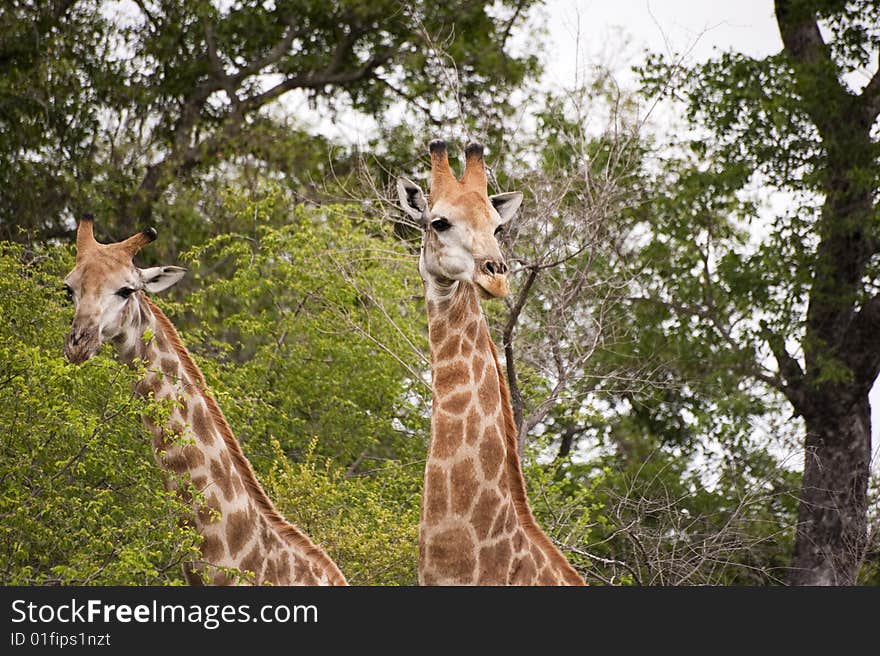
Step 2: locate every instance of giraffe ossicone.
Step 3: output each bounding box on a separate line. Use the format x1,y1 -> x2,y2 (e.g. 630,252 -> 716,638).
63,216 -> 347,586
397,139 -> 585,585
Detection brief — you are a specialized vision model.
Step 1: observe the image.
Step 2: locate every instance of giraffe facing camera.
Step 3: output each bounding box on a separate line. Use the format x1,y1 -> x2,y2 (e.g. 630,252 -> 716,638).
397,141 -> 585,585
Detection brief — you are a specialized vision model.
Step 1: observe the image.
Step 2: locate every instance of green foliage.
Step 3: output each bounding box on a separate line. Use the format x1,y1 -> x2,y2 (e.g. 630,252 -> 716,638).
521,444 -> 602,578
7,1 -> 875,587
0,0 -> 542,246
631,1 -> 880,582
0,189 -> 428,585
172,187 -> 429,467
528,443 -> 800,586
0,1 -> 121,237
0,243 -> 201,584
590,451 -> 799,586
262,439 -> 421,585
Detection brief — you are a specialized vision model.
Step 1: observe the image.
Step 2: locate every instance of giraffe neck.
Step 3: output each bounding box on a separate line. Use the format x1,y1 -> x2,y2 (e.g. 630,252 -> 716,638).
110,294 -> 346,586
421,281 -> 584,585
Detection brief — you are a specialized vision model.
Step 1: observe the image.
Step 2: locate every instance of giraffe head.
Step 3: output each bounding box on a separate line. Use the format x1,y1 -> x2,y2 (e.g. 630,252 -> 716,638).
397,140 -> 523,299
63,215 -> 186,364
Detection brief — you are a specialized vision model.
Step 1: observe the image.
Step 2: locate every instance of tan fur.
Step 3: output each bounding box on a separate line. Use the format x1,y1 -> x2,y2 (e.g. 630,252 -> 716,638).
420,285 -> 584,585
145,299 -> 347,585
490,336 -> 584,585
64,220 -> 347,586
409,141 -> 584,585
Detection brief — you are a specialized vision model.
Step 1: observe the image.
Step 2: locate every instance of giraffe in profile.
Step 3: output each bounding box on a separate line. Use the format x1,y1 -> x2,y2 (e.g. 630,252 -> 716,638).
63,216 -> 347,586
397,140 -> 585,585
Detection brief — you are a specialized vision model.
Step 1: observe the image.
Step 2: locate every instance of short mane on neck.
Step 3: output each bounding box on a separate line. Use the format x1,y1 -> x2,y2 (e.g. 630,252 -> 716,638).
422,281 -> 584,585
125,295 -> 346,585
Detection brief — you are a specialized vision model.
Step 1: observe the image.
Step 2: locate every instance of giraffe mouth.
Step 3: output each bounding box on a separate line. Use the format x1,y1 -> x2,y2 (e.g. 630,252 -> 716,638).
473,274 -> 510,299
65,329 -> 102,364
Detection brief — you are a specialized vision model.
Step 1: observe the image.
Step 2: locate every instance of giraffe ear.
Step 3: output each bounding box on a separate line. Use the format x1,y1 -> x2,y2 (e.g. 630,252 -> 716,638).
397,177 -> 427,225
489,192 -> 523,224
139,266 -> 186,293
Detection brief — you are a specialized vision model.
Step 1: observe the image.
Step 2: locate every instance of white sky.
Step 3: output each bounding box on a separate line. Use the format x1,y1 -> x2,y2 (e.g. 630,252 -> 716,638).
540,0 -> 782,87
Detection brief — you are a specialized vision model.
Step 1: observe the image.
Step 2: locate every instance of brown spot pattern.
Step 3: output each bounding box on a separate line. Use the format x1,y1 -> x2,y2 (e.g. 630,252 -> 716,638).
424,465 -> 448,523
434,360 -> 470,391
479,431 -> 504,480
212,571 -> 232,585
163,450 -> 188,473
504,505 -> 517,533
436,337 -> 458,362
201,534 -> 224,562
240,544 -> 263,579
197,493 -> 222,525
465,407 -> 481,445
226,508 -> 254,556
160,357 -> 180,376
428,527 -> 476,582
490,501 -> 509,538
473,489 -> 501,539
477,377 -> 500,414
231,472 -> 245,496
464,321 -> 478,342
478,541 -> 512,584
210,458 -> 232,500
471,356 -> 486,384
183,443 -> 205,469
155,330 -> 170,350
450,458 -> 479,516
432,412 -> 463,458
440,391 -> 471,415
192,403 -> 215,446
511,554 -> 537,585
429,318 -> 446,344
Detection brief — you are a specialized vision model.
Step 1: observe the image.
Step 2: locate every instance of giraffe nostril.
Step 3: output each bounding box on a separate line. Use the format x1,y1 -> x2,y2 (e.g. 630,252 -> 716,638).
482,260 -> 507,276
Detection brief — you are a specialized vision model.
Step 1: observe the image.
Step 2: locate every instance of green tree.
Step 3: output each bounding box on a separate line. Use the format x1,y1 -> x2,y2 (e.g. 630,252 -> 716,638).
0,188 -> 428,584
456,73 -> 801,584
174,187 -> 429,469
0,0 -> 541,246
637,0 -> 880,584
0,243 -> 202,584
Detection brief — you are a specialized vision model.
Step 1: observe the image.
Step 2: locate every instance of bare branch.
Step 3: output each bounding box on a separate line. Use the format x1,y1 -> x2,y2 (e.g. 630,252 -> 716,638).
499,0 -> 528,50
501,266 -> 538,448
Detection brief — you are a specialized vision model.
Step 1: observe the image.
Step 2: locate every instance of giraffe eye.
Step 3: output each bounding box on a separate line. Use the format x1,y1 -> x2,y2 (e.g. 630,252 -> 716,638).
494,225 -> 504,237
431,218 -> 451,232
116,287 -> 136,299
63,285 -> 74,302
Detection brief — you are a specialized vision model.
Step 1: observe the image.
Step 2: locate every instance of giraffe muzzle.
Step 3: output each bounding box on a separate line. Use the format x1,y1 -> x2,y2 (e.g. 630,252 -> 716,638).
479,260 -> 508,276
65,325 -> 102,364
474,259 -> 510,299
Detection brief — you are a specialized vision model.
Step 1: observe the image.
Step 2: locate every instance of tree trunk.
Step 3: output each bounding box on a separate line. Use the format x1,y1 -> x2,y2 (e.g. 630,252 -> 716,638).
789,395 -> 871,585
